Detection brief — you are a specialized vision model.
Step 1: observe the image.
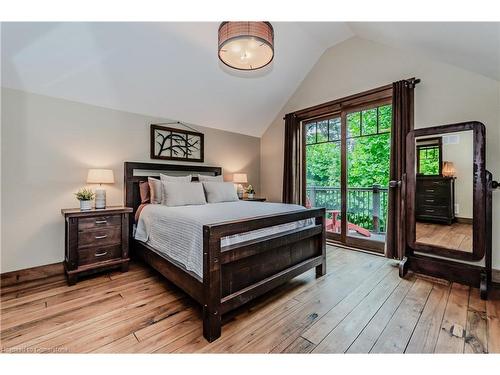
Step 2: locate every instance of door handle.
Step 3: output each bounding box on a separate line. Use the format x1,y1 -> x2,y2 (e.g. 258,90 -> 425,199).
389,180 -> 401,188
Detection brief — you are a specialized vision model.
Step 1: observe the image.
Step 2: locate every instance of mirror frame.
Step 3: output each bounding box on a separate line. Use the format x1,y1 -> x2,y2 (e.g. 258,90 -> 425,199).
406,121 -> 486,261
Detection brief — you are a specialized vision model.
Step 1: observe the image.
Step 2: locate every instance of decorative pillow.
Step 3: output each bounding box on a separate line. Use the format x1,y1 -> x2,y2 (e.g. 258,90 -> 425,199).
202,182 -> 239,203
148,177 -> 162,204
159,173 -> 192,183
159,174 -> 193,204
197,174 -> 223,182
139,181 -> 150,204
162,181 -> 207,207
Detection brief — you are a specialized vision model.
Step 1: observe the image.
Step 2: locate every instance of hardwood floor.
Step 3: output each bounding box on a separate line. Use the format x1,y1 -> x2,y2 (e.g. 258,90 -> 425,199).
416,221 -> 473,252
1,246 -> 498,353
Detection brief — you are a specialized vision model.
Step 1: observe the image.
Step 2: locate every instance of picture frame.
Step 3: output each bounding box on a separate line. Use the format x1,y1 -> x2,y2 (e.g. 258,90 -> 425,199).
150,124 -> 204,162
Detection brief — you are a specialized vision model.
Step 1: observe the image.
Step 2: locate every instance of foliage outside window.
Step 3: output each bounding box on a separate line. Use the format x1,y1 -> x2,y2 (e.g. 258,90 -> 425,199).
416,138 -> 442,176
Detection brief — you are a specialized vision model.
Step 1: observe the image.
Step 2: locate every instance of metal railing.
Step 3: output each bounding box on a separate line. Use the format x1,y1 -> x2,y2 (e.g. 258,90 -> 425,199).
306,185 -> 389,233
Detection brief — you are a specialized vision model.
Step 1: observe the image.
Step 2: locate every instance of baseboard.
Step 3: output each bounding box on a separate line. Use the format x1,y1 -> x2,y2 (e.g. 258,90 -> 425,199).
493,268 -> 500,284
455,217 -> 473,225
1,262 -> 64,287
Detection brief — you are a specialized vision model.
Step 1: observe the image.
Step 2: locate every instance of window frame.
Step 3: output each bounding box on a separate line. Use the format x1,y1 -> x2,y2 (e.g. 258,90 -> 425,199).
416,137 -> 443,176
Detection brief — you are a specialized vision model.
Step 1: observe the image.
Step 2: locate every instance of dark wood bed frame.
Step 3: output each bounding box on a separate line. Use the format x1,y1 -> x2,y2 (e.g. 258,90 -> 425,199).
124,162 -> 326,342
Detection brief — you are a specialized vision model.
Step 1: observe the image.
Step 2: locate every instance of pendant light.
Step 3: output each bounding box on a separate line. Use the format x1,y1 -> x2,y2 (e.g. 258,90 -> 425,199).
218,22 -> 274,70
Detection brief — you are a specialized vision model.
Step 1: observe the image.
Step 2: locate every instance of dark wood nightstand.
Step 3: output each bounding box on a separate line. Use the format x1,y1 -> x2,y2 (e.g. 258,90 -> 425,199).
240,197 -> 267,202
61,206 -> 133,285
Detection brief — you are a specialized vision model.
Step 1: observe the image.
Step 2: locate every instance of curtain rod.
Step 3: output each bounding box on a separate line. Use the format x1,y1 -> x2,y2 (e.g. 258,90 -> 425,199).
283,78 -> 421,120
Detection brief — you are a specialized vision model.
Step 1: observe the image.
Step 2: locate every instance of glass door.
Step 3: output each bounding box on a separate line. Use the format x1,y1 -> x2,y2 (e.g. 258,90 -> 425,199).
304,115 -> 342,241
303,102 -> 393,253
344,104 -> 392,253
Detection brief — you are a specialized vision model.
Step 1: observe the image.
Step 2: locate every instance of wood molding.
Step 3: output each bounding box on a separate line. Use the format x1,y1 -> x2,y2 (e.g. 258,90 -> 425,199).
455,217 -> 473,225
1,262 -> 64,288
492,268 -> 500,284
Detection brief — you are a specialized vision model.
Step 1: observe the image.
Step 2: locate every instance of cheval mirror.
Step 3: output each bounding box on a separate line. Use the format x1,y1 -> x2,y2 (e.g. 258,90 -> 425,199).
403,121 -> 493,299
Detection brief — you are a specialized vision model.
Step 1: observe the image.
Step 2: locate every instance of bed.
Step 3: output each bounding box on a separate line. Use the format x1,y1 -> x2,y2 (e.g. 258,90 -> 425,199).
124,162 -> 326,342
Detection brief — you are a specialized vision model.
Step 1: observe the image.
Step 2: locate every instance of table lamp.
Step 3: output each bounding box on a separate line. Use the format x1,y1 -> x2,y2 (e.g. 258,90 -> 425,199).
233,173 -> 248,199
87,169 -> 114,209
442,161 -> 456,178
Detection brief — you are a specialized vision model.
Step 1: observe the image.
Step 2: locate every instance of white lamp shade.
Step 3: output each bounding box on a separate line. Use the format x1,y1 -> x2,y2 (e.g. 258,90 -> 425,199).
87,169 -> 115,184
233,173 -> 248,184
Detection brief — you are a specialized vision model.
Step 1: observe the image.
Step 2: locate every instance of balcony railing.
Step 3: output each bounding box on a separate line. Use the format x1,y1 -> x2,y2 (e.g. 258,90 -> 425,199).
306,185 -> 389,233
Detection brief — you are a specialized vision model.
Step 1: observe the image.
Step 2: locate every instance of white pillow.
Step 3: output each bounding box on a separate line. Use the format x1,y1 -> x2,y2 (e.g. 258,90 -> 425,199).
159,174 -> 192,204
197,174 -> 223,182
202,182 -> 239,203
148,177 -> 162,204
159,173 -> 192,183
162,181 -> 206,207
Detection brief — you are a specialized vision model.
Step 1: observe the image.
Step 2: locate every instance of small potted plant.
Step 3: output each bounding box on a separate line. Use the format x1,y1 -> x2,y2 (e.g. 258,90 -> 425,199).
245,185 -> 255,199
75,188 -> 95,211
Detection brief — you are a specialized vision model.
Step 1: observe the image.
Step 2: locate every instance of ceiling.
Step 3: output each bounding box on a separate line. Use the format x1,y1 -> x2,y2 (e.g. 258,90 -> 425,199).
2,22 -> 499,137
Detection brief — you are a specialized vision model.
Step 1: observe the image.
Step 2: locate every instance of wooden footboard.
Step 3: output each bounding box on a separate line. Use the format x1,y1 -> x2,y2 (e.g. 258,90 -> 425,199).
202,208 -> 326,342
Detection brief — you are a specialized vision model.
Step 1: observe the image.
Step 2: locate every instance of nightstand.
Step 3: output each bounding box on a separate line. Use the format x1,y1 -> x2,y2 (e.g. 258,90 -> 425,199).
240,197 -> 267,202
61,206 -> 133,285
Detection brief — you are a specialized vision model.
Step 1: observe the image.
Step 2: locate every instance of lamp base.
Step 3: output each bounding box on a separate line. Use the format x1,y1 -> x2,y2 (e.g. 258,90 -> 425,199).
95,188 -> 106,209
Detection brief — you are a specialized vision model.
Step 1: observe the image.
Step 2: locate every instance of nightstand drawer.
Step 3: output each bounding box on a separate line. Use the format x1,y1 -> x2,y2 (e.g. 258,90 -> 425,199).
78,215 -> 121,230
78,227 -> 121,248
78,244 -> 122,266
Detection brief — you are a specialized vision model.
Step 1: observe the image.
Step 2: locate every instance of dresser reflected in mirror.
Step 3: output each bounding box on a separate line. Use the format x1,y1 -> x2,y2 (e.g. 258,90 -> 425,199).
414,131 -> 473,253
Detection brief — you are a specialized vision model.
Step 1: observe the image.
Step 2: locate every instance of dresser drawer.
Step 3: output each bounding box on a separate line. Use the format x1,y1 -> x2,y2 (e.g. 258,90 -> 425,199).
416,205 -> 450,217
78,244 -> 122,266
78,227 -> 121,248
78,215 -> 121,230
417,195 -> 449,206
417,185 -> 449,196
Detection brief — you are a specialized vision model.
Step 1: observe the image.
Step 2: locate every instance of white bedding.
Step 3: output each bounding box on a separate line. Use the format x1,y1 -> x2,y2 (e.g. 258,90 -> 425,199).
134,201 -> 314,279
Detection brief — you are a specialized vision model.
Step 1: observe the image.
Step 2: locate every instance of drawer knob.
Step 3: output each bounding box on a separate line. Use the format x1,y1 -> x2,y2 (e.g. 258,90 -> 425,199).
95,220 -> 107,224
95,235 -> 108,240
425,199 -> 434,203
425,209 -> 435,213
95,251 -> 108,257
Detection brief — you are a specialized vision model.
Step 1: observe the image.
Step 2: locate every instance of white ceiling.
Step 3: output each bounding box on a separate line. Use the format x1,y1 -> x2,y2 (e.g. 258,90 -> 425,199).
2,22 -> 499,137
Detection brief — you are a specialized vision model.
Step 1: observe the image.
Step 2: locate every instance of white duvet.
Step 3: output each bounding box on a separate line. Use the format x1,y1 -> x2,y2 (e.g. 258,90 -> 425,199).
135,201 -> 314,279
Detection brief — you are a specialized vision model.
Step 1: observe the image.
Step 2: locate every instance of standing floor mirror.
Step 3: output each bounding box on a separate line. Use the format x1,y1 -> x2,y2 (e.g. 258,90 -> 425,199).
402,121 -> 493,299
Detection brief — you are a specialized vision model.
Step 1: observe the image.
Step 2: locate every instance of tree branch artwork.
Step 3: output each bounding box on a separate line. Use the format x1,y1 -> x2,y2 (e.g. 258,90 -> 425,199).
150,125 -> 204,162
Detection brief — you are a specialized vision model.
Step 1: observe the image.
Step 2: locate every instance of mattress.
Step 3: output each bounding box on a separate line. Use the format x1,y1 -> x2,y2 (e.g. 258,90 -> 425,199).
134,201 -> 314,279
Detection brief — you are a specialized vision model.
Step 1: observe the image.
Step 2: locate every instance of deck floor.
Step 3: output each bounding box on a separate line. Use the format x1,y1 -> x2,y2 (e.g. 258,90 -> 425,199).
1,246 -> 498,353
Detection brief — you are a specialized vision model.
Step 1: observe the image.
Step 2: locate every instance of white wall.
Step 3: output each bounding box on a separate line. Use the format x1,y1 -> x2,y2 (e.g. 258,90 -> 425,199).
260,37 -> 500,268
1,88 -> 260,273
441,131 -> 474,219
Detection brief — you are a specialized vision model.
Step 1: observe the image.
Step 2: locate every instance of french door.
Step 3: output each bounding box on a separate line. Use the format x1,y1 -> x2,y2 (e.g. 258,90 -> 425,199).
303,98 -> 393,253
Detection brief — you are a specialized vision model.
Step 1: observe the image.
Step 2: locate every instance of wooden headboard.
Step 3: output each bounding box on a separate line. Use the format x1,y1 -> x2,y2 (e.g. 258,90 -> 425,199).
124,161 -> 222,219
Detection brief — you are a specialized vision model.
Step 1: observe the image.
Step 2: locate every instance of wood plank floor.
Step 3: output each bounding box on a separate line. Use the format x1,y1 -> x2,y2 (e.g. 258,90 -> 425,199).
416,221 -> 473,252
1,246 -> 498,353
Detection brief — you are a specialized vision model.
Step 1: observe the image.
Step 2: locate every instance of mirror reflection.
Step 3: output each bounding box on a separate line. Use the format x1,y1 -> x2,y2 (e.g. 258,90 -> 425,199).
414,130 -> 473,252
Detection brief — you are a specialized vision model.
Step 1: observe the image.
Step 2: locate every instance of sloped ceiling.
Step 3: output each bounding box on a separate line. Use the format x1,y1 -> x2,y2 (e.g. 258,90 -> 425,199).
2,22 -> 499,137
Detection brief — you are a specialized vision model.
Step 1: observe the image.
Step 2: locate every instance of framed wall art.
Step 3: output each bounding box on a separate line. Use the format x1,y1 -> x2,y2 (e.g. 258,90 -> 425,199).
150,124 -> 204,162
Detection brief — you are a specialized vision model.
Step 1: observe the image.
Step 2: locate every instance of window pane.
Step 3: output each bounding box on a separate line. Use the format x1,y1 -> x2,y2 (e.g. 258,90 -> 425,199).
317,120 -> 329,142
347,112 -> 361,138
362,108 -> 377,135
328,118 -> 341,141
418,146 -> 440,175
306,122 -> 316,144
378,105 -> 392,133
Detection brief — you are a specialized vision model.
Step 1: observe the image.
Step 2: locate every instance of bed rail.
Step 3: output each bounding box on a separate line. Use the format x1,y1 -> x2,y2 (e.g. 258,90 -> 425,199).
201,207 -> 326,341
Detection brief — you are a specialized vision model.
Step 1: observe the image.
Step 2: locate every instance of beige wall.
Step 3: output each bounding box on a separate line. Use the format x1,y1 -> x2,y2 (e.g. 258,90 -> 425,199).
1,88 -> 260,273
260,37 -> 500,268
441,130 -> 474,219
